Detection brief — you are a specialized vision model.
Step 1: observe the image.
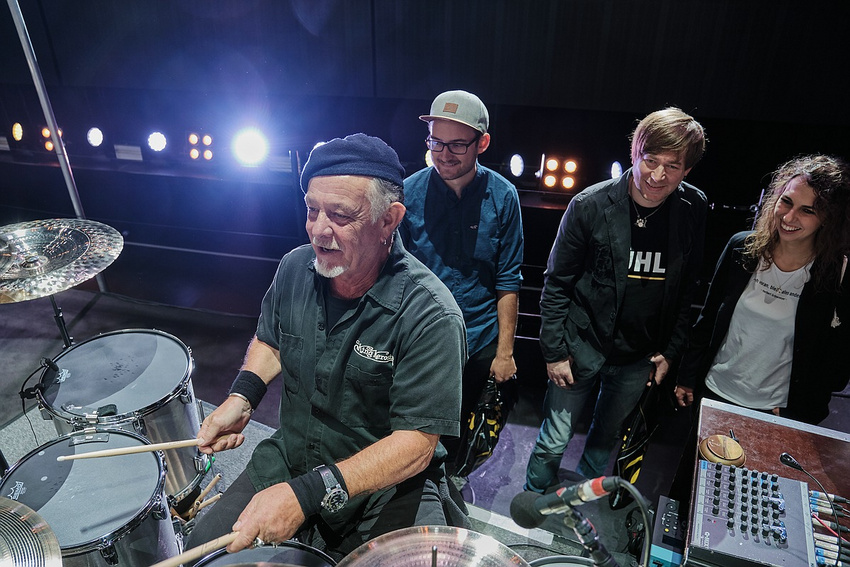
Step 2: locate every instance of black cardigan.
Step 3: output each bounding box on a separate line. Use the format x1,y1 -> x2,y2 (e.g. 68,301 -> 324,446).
679,231 -> 850,424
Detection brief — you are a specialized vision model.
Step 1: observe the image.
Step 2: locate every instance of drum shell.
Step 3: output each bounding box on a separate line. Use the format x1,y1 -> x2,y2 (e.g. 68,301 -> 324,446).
0,429 -> 179,567
196,543 -> 336,567
528,557 -> 594,566
36,329 -> 210,504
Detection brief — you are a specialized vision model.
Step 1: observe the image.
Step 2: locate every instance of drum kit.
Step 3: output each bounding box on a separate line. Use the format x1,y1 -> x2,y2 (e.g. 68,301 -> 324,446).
0,218 -> 591,566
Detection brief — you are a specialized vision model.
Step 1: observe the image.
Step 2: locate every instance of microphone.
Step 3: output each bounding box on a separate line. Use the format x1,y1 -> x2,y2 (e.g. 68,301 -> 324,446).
510,476 -> 620,529
41,357 -> 60,372
779,452 -> 803,471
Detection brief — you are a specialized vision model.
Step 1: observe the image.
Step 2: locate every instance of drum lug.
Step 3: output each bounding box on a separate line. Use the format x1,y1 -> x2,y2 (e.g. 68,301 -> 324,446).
193,453 -> 210,474
133,416 -> 147,437
99,542 -> 119,566
179,389 -> 193,405
152,495 -> 169,521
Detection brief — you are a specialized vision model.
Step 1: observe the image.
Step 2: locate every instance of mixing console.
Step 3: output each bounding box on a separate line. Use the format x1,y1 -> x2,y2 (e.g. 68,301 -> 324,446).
684,460 -> 817,567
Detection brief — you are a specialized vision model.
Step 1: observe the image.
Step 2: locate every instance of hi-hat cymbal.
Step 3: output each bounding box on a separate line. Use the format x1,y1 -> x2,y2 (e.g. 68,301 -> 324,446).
0,218 -> 123,304
0,496 -> 62,567
336,526 -> 531,567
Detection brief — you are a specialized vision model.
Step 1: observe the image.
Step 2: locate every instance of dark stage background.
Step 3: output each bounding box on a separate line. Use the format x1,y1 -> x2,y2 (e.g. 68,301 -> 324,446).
1,1 -> 849,316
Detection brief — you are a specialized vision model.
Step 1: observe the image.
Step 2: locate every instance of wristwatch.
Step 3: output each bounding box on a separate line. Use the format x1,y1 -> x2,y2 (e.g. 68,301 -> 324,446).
314,465 -> 348,513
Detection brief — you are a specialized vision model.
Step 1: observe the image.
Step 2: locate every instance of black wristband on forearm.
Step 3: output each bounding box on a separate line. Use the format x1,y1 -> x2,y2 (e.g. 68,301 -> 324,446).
228,370 -> 267,410
287,470 -> 325,518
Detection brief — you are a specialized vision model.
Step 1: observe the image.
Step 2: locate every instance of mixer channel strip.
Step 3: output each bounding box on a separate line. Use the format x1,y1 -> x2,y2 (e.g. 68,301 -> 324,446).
684,460 -> 816,567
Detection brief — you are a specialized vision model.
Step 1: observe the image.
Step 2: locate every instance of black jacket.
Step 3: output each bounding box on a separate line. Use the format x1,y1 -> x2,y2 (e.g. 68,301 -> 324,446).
679,231 -> 850,424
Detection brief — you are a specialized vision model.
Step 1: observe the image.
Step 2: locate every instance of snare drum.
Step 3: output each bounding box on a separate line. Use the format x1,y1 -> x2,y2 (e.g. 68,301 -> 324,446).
37,329 -> 210,508
0,429 -> 178,567
196,543 -> 336,567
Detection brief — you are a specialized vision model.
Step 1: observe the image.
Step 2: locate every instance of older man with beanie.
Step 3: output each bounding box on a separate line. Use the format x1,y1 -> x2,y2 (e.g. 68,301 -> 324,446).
400,91 -> 524,484
187,133 -> 467,560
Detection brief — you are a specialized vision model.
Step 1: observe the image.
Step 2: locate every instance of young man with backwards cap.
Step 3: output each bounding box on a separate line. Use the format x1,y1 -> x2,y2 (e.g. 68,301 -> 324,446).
187,133 -> 468,560
399,90 -> 524,486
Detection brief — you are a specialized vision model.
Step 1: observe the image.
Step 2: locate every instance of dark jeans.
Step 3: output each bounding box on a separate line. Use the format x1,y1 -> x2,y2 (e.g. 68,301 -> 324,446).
185,466 -> 450,563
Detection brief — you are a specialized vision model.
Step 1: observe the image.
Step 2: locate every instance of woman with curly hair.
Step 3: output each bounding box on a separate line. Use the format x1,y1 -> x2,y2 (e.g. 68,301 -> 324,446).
675,154 -> 850,424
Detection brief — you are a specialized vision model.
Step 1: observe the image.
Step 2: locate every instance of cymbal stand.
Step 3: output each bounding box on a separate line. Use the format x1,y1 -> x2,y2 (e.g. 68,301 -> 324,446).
560,507 -> 620,567
50,295 -> 73,348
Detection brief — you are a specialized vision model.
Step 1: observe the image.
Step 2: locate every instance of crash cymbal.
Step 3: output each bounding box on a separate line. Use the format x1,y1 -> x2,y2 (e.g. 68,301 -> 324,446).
336,526 -> 531,567
0,496 -> 62,567
0,218 -> 123,304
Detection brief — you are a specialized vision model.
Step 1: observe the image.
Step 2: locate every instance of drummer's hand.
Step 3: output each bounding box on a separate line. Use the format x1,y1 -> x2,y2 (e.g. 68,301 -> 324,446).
229,483 -> 305,552
674,385 -> 694,407
196,395 -> 252,454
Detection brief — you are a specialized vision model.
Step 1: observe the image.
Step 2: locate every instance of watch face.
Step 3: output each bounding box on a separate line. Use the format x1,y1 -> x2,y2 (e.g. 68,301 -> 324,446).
322,487 -> 348,512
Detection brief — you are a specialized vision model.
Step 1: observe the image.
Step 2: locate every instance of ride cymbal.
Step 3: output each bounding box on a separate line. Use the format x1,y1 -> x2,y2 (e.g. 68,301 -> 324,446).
0,218 -> 123,303
0,496 -> 62,567
336,526 -> 531,566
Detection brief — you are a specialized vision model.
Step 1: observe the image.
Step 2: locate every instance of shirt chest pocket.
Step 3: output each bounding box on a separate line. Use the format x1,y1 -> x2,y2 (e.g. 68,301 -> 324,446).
340,364 -> 393,431
278,332 -> 304,394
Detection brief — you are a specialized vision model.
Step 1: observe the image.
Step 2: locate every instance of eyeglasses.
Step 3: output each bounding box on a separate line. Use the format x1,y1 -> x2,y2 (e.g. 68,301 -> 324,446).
425,136 -> 480,155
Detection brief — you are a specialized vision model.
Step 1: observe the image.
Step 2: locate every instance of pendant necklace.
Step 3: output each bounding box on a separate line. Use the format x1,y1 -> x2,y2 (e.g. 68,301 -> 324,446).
631,196 -> 663,228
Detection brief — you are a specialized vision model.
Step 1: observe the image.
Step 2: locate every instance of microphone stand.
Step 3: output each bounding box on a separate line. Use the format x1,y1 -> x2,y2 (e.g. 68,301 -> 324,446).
561,507 -> 620,567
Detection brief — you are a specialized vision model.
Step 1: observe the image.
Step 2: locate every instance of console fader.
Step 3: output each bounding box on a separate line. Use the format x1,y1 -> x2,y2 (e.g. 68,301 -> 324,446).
684,460 -> 817,567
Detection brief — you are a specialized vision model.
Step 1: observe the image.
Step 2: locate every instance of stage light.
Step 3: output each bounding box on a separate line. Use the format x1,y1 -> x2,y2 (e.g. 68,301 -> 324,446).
41,127 -> 62,139
202,135 -> 212,146
232,128 -> 268,166
190,148 -> 200,160
188,133 -> 199,145
564,160 -> 577,173
611,161 -> 623,179
509,154 -> 524,177
203,149 -> 213,160
12,123 -> 23,142
545,158 -> 559,172
543,174 -> 557,188
562,176 -> 575,189
44,140 -> 54,151
87,127 -> 104,147
148,131 -> 167,152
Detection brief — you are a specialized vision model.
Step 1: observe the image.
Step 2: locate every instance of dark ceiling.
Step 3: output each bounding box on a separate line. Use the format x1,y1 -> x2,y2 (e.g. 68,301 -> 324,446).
1,0 -> 848,313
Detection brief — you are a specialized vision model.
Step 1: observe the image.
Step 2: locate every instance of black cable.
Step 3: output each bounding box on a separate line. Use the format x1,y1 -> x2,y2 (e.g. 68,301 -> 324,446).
17,360 -> 49,445
781,453 -> 844,563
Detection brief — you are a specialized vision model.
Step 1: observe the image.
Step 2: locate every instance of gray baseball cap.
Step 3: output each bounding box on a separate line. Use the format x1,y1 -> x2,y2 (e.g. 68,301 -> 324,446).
420,90 -> 489,134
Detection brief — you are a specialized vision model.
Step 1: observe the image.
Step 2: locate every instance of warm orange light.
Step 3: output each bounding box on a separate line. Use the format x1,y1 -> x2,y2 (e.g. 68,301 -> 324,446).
203,149 -> 213,160
12,123 -> 23,141
42,127 -> 50,138
190,148 -> 200,159
189,133 -> 199,145
543,174 -> 557,188
44,140 -> 54,151
562,176 -> 575,189
202,135 -> 212,146
545,158 -> 559,172
564,160 -> 577,173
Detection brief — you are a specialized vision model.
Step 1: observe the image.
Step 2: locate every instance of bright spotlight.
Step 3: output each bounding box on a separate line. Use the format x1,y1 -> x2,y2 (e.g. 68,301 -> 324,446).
543,174 -> 557,188
545,158 -> 559,172
190,148 -> 200,160
562,176 -> 575,189
564,160 -> 577,173
203,149 -> 213,160
509,154 -> 524,177
148,131 -> 167,152
87,128 -> 104,147
611,161 -> 623,179
188,133 -> 199,145
12,123 -> 23,142
233,128 -> 269,166
202,135 -> 212,146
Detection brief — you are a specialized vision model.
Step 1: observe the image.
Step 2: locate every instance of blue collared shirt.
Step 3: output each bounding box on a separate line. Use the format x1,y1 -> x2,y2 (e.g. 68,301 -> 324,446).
401,165 -> 524,355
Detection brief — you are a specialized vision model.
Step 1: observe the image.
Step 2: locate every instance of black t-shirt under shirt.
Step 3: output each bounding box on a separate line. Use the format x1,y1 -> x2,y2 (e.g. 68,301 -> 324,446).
608,198 -> 670,365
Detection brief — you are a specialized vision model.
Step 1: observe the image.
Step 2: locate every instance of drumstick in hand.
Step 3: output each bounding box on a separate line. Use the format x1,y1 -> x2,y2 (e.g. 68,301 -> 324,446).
149,531 -> 239,567
56,438 -> 200,461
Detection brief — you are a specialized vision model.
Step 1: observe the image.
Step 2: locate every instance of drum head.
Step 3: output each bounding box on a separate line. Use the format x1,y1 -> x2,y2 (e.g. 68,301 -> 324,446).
197,543 -> 336,567
528,557 -> 594,566
0,430 -> 164,551
39,329 -> 191,418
